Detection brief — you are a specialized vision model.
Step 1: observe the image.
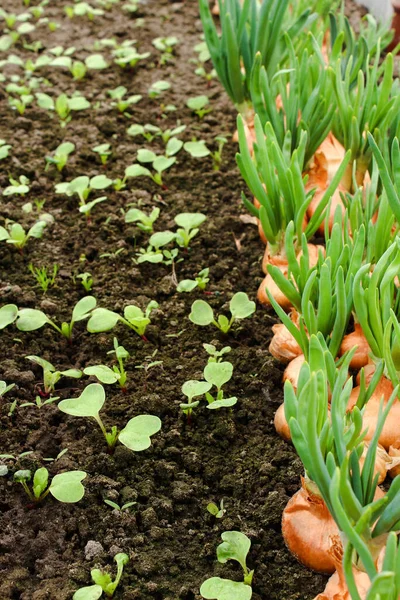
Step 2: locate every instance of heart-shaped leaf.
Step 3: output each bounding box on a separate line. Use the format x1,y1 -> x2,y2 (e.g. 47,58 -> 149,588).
16,308 -> 49,331
73,585 -> 103,600
229,292 -> 255,320
200,577 -> 252,600
84,365 -> 119,384
119,415 -> 161,451
58,383 -> 105,418
174,212 -> 206,230
137,148 -> 157,163
0,304 -> 18,329
149,231 -> 175,248
204,362 -> 233,390
217,531 -> 251,572
72,296 -> 97,322
182,380 -> 212,401
50,470 -> 86,503
87,308 -> 120,332
125,164 -> 152,179
189,300 -> 214,326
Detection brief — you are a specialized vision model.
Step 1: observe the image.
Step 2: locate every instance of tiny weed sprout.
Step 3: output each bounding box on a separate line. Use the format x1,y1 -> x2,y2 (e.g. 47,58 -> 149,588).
177,268 -> 210,293
125,206 -> 160,233
190,293 -> 255,333
174,213 -> 206,248
104,499 -> 136,511
211,136 -> 227,171
77,272 -> 94,292
29,263 -> 59,293
0,139 -> 11,160
92,143 -> 112,165
45,142 -> 75,172
204,361 -> 237,409
201,531 -> 253,600
73,553 -> 129,599
36,92 -> 91,127
0,220 -> 46,251
203,344 -> 231,363
19,395 -> 60,410
58,383 -> 161,452
186,95 -> 211,119
108,86 -> 142,113
26,355 -> 82,396
15,296 -> 96,341
207,499 -> 226,519
0,380 -> 15,397
180,380 -> 212,420
84,337 -> 130,391
2,175 -> 30,196
88,300 -> 158,340
14,467 -> 86,503
148,80 -> 171,99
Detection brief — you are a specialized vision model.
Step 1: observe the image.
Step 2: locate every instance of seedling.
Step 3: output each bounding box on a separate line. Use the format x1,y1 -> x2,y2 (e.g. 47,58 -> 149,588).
65,2 -> 104,19
14,467 -> 86,503
0,381 -> 15,397
189,293 -> 255,333
127,123 -> 186,143
55,175 -> 113,214
84,337 -> 129,391
112,41 -> 150,68
45,142 -> 75,172
180,380 -> 212,421
19,395 -> 60,409
177,268 -> 210,292
15,296 -> 97,341
58,383 -> 161,451
136,231 -> 176,263
104,499 -> 136,511
203,343 -> 231,363
36,92 -> 91,126
174,213 -> 206,248
77,272 -> 94,292
207,499 -> 226,519
183,140 -> 210,158
211,136 -> 227,171
186,95 -> 211,119
152,36 -> 178,64
201,531 -> 253,600
148,80 -> 170,99
125,206 -> 160,233
108,86 -> 142,113
2,175 -> 30,196
93,144 -> 112,165
0,140 -> 11,160
87,300 -> 158,340
8,93 -> 33,115
73,553 -> 129,599
204,362 -> 237,409
0,220 -> 46,250
26,355 -> 82,396
29,263 -> 59,293
135,350 -> 163,390
0,304 -> 19,330
136,149 -> 176,186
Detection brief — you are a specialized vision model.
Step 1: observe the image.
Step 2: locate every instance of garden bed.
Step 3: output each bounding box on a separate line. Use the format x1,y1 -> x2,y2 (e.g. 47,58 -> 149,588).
0,0 -> 366,598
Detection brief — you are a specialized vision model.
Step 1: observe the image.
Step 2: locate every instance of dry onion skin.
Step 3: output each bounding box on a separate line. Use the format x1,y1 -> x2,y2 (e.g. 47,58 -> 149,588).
283,354 -> 306,390
359,444 -> 400,485
339,324 -> 370,371
274,403 -> 292,441
269,312 -> 303,363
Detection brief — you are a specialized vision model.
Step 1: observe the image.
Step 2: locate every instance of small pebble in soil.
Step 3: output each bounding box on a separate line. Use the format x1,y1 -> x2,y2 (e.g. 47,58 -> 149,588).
84,540 -> 104,560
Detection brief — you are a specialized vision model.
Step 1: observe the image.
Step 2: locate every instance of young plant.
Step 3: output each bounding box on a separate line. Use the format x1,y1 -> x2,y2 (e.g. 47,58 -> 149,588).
45,142 -> 75,172
152,36 -> 178,64
8,92 -> 33,115
207,499 -> 226,519
148,80 -> 171,99
84,337 -> 130,391
58,383 -> 161,452
92,143 -> 112,165
186,95 -> 211,119
55,175 -> 112,216
200,531 -> 253,600
77,272 -> 94,292
73,553 -> 129,600
125,206 -> 160,233
0,380 -> 15,397
29,264 -> 59,293
104,498 -> 136,511
136,231 -> 176,264
2,175 -> 30,196
189,293 -> 255,333
19,395 -> 60,410
180,380 -> 212,421
0,139 -> 11,160
87,300 -> 158,340
14,467 -> 86,503
0,220 -> 46,251
204,361 -> 237,409
112,41 -> 150,68
26,355 -> 82,396
127,123 -> 186,144
211,136 -> 227,171
36,92 -> 91,127
108,86 -> 142,113
183,140 -> 210,159
174,213 -> 206,248
203,343 -> 231,363
135,149 -> 177,186
177,268 -> 210,292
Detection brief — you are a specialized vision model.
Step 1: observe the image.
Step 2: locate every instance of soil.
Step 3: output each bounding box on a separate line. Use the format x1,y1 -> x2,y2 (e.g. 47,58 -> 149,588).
0,0 -> 367,599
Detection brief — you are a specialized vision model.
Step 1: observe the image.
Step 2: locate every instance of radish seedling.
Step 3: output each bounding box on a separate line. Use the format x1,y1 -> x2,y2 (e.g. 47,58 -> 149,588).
8,92 -> 33,115
112,41 -> 150,68
180,380 -> 212,420
36,92 -> 91,127
183,140 -> 210,158
125,206 -> 160,233
58,383 -> 161,451
87,300 -> 158,339
0,220 -> 46,250
0,380 -> 15,397
77,272 -> 94,292
186,95 -> 211,119
203,344 -> 231,363
148,80 -> 170,99
92,143 -> 111,165
174,213 -> 206,248
207,499 -> 226,519
204,362 -> 237,409
45,141 -> 75,172
136,150 -> 177,186
19,395 -> 60,409
136,231 -> 176,263
152,36 -> 178,62
2,175 -> 30,196
65,2 -> 104,19
0,140 -> 11,160
84,337 -> 129,391
177,268 -> 210,292
26,355 -> 82,395
211,136 -> 227,171
127,123 -> 186,143
108,86 -> 142,113
73,553 -> 129,599
14,467 -> 86,503
189,293 -> 255,333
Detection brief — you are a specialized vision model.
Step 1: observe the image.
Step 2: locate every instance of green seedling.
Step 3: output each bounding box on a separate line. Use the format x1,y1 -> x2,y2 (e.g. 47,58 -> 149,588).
0,220 -> 46,250
26,355 -> 82,396
203,343 -> 231,363
152,36 -> 178,64
189,293 -> 255,333
127,123 -> 186,144
87,300 -> 158,340
183,140 -> 210,158
77,272 -> 94,292
174,212 -> 206,248
85,53 -> 108,70
108,86 -> 142,113
136,231 -> 176,263
2,175 -> 30,196
92,143 -> 111,165
14,467 -> 86,503
59,383 -> 161,451
84,337 -> 130,391
0,381 -> 15,398
8,93 -> 33,115
180,379 -> 212,420
200,579 -> 252,600
70,61 -> 87,80
65,2 -> 104,19
207,499 -> 226,519
55,175 -> 112,218
204,361 -> 237,409
122,0 -> 139,13
73,553 -> 129,599
135,350 -> 163,390
125,206 -> 160,233
148,80 -> 171,99
36,92 -> 90,126
19,395 -> 60,409
29,264 -> 59,293
177,268 -> 210,292
136,149 -> 176,186
100,247 -> 126,260
112,41 -> 150,68
0,304 -> 19,330
0,140 -> 11,160
45,142 -> 75,172
14,296 -> 96,341
186,95 -> 211,119
104,499 -> 136,511
211,136 -> 227,171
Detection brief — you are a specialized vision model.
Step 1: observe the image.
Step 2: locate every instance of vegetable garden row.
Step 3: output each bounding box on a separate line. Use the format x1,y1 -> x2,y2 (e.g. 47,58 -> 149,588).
1,0 -> 400,598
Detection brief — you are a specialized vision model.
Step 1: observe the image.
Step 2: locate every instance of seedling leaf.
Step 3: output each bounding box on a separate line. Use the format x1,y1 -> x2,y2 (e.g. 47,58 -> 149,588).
189,300 -> 214,326
229,293 -> 255,319
58,383 -> 105,418
118,415 -> 161,451
200,578 -> 252,600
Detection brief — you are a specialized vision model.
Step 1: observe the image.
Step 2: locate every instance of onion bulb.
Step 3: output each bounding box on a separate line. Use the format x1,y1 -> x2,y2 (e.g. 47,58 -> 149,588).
359,444 -> 399,485
388,441 -> 400,478
283,354 -> 305,390
274,403 -> 291,441
269,311 -> 303,363
339,324 -> 370,370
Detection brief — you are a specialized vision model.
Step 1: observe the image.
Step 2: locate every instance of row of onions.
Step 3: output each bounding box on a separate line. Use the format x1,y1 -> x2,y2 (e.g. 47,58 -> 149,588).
200,0 -> 400,598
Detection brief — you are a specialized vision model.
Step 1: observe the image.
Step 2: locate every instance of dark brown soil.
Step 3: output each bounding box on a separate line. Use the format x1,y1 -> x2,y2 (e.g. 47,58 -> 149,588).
0,1 -> 365,599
